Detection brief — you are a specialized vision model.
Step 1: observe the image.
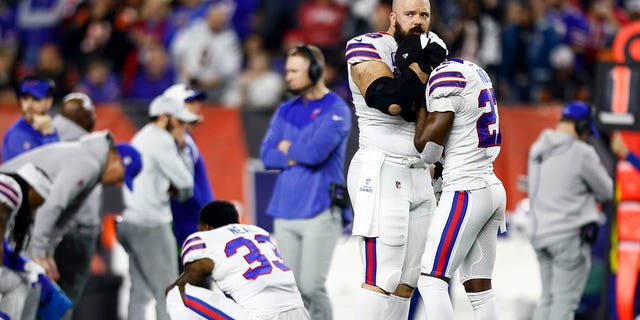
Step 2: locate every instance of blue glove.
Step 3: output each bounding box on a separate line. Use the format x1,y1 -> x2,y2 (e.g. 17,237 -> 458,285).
37,274 -> 72,320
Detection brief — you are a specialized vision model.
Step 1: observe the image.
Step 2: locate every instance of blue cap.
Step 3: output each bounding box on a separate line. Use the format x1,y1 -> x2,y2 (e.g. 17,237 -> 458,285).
19,79 -> 53,99
116,143 -> 142,191
561,101 -> 598,136
561,101 -> 590,120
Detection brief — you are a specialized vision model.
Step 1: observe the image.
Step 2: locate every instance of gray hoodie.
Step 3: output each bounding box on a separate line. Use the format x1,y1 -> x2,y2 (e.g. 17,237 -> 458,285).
52,115 -> 103,234
0,131 -> 112,257
528,129 -> 613,248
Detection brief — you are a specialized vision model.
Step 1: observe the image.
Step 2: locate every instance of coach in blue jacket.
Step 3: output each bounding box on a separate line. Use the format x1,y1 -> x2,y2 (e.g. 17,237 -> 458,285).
2,76 -> 58,162
260,44 -> 351,320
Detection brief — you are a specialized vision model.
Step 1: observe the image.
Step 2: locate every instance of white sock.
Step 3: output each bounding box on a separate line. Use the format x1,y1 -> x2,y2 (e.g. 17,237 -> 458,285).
384,294 -> 411,320
467,289 -> 499,320
355,288 -> 388,320
418,275 -> 453,320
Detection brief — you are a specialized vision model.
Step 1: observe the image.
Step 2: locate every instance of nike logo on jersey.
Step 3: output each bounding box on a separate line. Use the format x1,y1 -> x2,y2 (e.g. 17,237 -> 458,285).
354,38 -> 363,42
332,114 -> 344,121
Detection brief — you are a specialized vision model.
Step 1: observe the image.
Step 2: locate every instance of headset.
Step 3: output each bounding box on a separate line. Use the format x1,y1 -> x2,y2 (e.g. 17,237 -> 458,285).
296,44 -> 323,84
574,115 -> 592,137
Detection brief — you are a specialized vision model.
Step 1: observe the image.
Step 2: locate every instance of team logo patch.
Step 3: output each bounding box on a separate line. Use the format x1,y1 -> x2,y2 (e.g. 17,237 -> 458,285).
311,108 -> 321,119
359,178 -> 373,193
395,181 -> 401,189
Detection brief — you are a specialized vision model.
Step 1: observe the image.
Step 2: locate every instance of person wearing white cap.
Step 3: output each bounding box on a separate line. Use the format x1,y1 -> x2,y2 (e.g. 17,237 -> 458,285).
116,94 -> 196,320
163,84 -> 215,270
0,163 -> 52,320
0,131 -> 142,285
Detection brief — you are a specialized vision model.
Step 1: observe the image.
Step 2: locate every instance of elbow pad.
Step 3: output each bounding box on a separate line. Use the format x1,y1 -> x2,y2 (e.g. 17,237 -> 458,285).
420,141 -> 444,164
364,69 -> 424,115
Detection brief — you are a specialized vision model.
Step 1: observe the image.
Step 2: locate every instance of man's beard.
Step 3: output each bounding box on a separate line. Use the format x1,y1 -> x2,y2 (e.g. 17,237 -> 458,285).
393,21 -> 425,43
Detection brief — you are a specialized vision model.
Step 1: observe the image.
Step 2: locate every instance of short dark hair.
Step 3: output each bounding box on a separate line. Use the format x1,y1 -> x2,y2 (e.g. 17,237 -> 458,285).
198,200 -> 239,229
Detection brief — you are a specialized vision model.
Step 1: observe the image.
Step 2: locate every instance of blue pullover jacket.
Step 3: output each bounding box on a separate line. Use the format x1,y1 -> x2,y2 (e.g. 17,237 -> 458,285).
261,91 -> 351,220
2,118 -> 59,162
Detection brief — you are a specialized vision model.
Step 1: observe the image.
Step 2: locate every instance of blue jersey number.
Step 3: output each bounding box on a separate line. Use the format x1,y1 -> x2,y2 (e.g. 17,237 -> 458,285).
476,88 -> 501,148
224,235 -> 290,280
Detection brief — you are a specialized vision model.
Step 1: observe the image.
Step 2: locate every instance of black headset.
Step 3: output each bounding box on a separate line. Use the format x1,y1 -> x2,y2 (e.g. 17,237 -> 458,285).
296,44 -> 323,84
574,116 -> 592,136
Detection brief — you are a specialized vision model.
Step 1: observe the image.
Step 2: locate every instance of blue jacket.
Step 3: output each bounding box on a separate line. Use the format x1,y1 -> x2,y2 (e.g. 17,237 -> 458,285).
261,91 -> 351,220
170,135 -> 214,247
626,152 -> 640,172
2,118 -> 59,162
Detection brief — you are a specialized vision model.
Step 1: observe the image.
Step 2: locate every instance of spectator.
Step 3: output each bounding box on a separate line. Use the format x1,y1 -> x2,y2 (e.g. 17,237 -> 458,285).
527,101 -> 613,320
116,95 -> 196,320
171,1 -> 242,105
76,58 -> 121,104
260,44 -> 351,320
2,76 -> 58,162
296,0 -> 348,52
33,43 -> 72,100
239,51 -> 284,111
15,0 -> 73,69
127,44 -> 176,101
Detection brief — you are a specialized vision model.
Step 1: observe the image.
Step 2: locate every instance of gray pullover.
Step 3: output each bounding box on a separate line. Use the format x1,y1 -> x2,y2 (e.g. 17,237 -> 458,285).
528,129 -> 613,248
52,115 -> 102,234
0,131 -> 112,257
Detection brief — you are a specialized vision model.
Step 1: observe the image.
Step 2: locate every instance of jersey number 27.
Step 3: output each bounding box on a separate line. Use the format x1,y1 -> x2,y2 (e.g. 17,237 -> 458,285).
476,88 -> 502,148
225,235 -> 291,280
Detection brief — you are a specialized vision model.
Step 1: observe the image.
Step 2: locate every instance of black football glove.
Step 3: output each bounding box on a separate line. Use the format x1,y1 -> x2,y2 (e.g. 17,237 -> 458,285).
395,32 -> 448,73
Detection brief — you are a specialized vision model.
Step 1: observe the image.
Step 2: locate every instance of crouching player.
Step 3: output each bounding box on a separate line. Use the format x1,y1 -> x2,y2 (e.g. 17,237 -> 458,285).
166,200 -> 309,320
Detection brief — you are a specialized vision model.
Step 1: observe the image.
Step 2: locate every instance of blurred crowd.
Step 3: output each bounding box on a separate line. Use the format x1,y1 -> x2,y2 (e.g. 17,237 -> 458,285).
0,0 -> 638,108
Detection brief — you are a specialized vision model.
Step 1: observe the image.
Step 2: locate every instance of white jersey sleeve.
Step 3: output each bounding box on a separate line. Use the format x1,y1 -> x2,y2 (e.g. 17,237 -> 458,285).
427,62 -> 467,113
181,234 -> 208,266
346,32 -> 420,157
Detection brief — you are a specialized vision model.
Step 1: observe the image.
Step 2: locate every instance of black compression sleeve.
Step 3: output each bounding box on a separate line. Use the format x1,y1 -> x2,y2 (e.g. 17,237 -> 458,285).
364,69 -> 425,115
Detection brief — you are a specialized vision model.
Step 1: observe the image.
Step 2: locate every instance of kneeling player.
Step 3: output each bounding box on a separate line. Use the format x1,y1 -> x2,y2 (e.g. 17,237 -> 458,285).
165,201 -> 309,320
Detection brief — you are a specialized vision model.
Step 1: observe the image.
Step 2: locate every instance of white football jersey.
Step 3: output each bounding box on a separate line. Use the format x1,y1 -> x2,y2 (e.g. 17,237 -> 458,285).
346,32 -> 419,157
181,224 -> 304,317
426,58 -> 502,191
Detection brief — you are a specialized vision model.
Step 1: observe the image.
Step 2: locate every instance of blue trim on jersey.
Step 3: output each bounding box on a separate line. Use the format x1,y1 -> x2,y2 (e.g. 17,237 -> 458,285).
346,42 -> 376,51
346,51 -> 382,61
181,236 -> 203,250
181,243 -> 206,262
428,81 -> 467,95
428,71 -> 465,86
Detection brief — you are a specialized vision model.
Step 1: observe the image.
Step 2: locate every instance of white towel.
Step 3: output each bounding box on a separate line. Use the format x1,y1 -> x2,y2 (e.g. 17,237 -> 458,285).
352,149 -> 385,237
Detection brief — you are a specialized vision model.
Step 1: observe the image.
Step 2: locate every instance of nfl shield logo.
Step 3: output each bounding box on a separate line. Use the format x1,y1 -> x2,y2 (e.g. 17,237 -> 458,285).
395,181 -> 401,189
